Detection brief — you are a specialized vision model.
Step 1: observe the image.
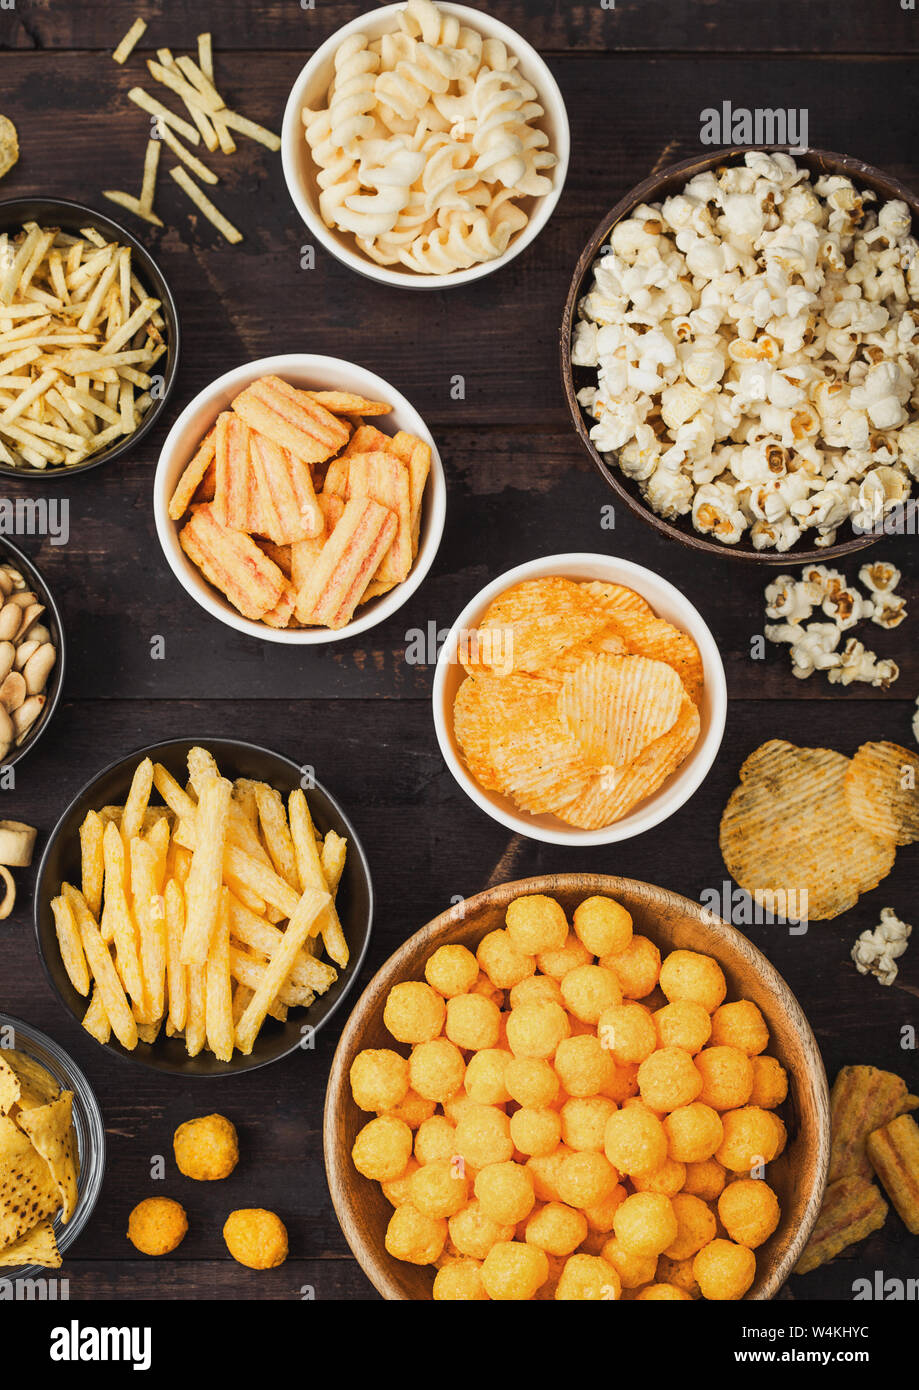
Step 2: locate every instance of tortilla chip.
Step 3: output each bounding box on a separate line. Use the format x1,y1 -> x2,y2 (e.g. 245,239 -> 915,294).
3,1051 -> 59,1106
0,1116 -> 61,1248
17,1092 -> 78,1222
0,1218 -> 61,1268
0,1057 -> 20,1115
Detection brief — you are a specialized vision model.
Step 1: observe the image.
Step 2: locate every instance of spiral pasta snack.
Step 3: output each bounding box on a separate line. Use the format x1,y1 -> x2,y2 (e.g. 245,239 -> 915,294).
301,0 -> 558,275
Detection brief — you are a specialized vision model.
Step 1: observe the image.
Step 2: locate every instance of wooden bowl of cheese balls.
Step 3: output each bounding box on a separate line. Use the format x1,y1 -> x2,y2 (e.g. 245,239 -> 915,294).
561,146 -> 919,563
324,872 -> 830,1300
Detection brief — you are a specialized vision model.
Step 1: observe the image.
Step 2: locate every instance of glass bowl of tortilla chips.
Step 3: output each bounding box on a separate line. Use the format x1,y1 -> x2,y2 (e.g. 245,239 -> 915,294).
0,1015 -> 105,1276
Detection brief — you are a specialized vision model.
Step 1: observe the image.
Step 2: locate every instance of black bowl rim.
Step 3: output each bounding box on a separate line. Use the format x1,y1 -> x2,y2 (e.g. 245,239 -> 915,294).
560,143 -> 919,564
33,736 -> 374,1076
0,196 -> 181,480
0,533 -> 66,768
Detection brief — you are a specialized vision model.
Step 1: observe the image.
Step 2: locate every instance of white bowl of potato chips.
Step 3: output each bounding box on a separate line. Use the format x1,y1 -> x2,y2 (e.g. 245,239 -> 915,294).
433,554 -> 727,845
154,352 -> 446,643
281,0 -> 569,288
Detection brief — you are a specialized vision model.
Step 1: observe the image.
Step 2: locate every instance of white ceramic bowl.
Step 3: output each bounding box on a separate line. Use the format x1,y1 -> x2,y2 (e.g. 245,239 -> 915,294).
432,553 -> 728,845
281,2 -> 570,289
154,353 -> 446,644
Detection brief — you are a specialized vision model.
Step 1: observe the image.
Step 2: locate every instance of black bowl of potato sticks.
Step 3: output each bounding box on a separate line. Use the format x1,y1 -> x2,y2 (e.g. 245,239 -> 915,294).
33,738 -> 373,1075
0,197 -> 180,478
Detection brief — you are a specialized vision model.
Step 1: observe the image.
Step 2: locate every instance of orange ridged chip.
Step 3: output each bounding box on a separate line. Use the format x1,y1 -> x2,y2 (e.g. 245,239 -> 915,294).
795,1176 -> 888,1275
720,741 -> 897,921
179,504 -> 286,620
828,1065 -> 918,1183
466,578 -> 609,678
305,390 -> 392,416
233,375 -> 349,465
581,580 -> 656,618
168,426 -> 216,521
454,673 -> 571,800
603,609 -> 704,706
844,741 -> 919,847
558,693 -> 700,830
559,652 -> 685,766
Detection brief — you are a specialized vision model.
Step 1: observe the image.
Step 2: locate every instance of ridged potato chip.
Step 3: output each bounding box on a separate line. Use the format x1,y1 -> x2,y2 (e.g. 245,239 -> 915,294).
464,578 -> 609,677
720,741 -> 897,921
581,580 -> 655,618
844,741 -> 919,847
454,673 -> 559,794
602,609 -> 705,706
559,653 -> 684,767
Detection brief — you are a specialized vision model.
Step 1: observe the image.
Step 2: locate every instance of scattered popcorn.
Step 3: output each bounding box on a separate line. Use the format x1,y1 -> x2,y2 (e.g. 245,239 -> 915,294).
573,153 -> 919,549
851,907 -> 912,986
826,639 -> 899,688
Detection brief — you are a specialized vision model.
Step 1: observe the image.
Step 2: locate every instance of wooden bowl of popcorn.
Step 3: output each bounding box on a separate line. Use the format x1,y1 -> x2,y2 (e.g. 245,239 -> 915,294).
561,146 -> 919,563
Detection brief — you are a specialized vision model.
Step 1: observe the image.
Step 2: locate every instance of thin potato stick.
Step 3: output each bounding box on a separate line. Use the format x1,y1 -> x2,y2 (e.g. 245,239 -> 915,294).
113,17 -> 147,64
168,167 -> 243,244
139,138 -> 161,214
154,120 -> 218,185
217,108 -> 281,152
78,809 -> 104,920
185,963 -> 207,1057
82,986 -> 111,1044
255,785 -> 298,890
121,756 -> 154,844
63,882 -> 138,1049
205,889 -> 234,1061
226,893 -> 338,993
234,887 -> 329,1053
180,774 -> 232,964
289,790 -> 349,965
131,836 -> 167,1022
102,191 -> 165,229
197,32 -> 214,81
164,878 -> 188,1034
102,823 -> 147,1014
51,895 -> 90,997
128,87 -> 201,145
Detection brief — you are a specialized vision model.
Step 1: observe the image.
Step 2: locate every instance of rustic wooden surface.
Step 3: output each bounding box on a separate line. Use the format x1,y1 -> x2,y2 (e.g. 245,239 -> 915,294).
0,0 -> 917,1302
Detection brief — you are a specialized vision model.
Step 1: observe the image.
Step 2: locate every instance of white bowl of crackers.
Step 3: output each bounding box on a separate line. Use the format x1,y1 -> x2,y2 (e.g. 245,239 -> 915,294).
281,0 -> 569,288
154,352 -> 446,643
433,554 -> 727,845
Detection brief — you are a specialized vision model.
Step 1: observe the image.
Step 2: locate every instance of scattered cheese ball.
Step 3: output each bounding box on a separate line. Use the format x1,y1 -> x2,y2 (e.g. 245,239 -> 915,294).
602,935 -> 660,998
561,965 -> 622,1024
477,929 -> 536,989
481,1241 -> 548,1300
464,1047 -> 513,1105
613,1191 -> 678,1257
636,1282 -> 692,1300
560,1096 -> 616,1153
506,1001 -> 570,1059
415,1115 -> 457,1165
425,943 -> 479,997
505,1056 -> 559,1109
573,896 -> 633,957
506,894 -> 569,954
557,1151 -> 619,1209
653,1000 -> 712,1054
718,1178 -> 781,1248
583,1185 -> 628,1232
525,1201 -> 588,1256
695,1046 -> 754,1111
409,1038 -> 466,1103
638,1047 -> 703,1112
446,993 -> 501,1051
383,981 -> 446,1043
385,1202 -> 447,1265
601,1060 -> 640,1102
352,1115 -> 414,1182
554,1034 -> 615,1098
449,1200 -> 515,1259
127,1197 -> 188,1256
555,1252 -> 621,1300
749,1055 -> 789,1109
455,1104 -> 513,1169
173,1113 -> 239,1181
410,1158 -> 468,1219
350,1050 -> 411,1113
711,1001 -> 770,1056
476,1160 -> 536,1224
663,1102 -> 724,1164
693,1238 -> 756,1301
223,1209 -> 288,1270
604,1104 -> 668,1176
659,950 -> 726,1013
433,1257 -> 489,1300
599,1002 -> 658,1063
510,1106 -> 562,1157
601,1236 -> 658,1289
665,1192 -> 717,1260
716,1107 -> 782,1172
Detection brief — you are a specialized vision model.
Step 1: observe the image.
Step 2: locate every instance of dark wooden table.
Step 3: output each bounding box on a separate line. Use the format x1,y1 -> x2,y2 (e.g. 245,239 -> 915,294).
0,0 -> 917,1302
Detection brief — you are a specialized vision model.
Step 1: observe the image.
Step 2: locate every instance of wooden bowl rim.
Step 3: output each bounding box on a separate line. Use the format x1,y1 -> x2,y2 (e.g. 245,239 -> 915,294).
324,871 -> 830,1301
559,144 -> 919,564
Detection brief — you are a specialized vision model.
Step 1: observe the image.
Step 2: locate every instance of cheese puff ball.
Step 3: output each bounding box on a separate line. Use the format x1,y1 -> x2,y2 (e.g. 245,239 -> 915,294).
481,1241 -> 548,1300
711,1001 -> 770,1056
409,1038 -> 466,1104
556,1253 -> 621,1301
506,894 -> 569,955
352,1115 -> 413,1182
128,1197 -> 188,1256
449,1200 -> 515,1260
632,1158 -> 686,1198
597,1002 -> 657,1065
505,1056 -> 559,1109
695,1046 -> 754,1111
350,1050 -> 410,1114
638,1047 -> 703,1113
526,1146 -> 573,1203
454,1105 -> 513,1170
665,1192 -> 717,1260
663,1102 -> 724,1164
659,950 -> 726,1013
415,1115 -> 457,1166
385,1202 -> 447,1265
682,1157 -> 727,1202
716,1107 -> 781,1172
613,1192 -> 678,1258
510,1106 -> 562,1157
653,1001 -> 712,1055
636,1282 -> 692,1300
767,1112 -> 787,1158
506,1002 -> 570,1060
600,1061 -> 640,1103
554,1034 -> 615,1098
560,1096 -> 616,1153
537,932 -> 592,981
446,993 -> 501,1051
525,1201 -> 588,1256
409,1158 -> 469,1219
510,974 -> 564,1010
603,1104 -> 668,1176
476,1162 -> 536,1224
693,1238 -> 756,1301
382,1157 -> 420,1206
173,1113 -> 239,1181
384,981 -> 445,1044
561,965 -> 622,1025
433,1257 -> 488,1300
602,935 -> 661,1000
656,1254 -> 700,1298
464,1048 -> 513,1106
385,1088 -> 437,1128
223,1209 -> 288,1270
557,1151 -> 619,1209
476,929 -> 536,990
749,1055 -> 789,1109
425,944 -> 479,998
574,896 -> 633,958
583,1185 -> 628,1233
470,973 -> 503,1003
718,1178 -> 780,1248
601,1237 -> 658,1289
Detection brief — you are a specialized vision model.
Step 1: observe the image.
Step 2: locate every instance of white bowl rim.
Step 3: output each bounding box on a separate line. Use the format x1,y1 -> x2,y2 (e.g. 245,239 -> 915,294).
281,0 -> 571,290
432,552 -> 728,845
153,352 -> 447,645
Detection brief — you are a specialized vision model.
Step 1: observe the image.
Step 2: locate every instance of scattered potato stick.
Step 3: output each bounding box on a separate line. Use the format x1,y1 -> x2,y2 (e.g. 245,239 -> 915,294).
102,191 -> 165,228
164,878 -> 188,1034
154,119 -> 218,185
168,166 -> 243,244
113,17 -> 147,64
139,138 -> 161,214
181,774 -> 232,965
147,57 -> 222,114
206,890 -> 235,1062
197,31 -> 214,80
128,87 -> 201,145
79,810 -> 105,921
217,107 -> 282,152
82,987 -> 111,1045
51,895 -> 90,998
63,882 -> 138,1050
234,887 -> 329,1053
